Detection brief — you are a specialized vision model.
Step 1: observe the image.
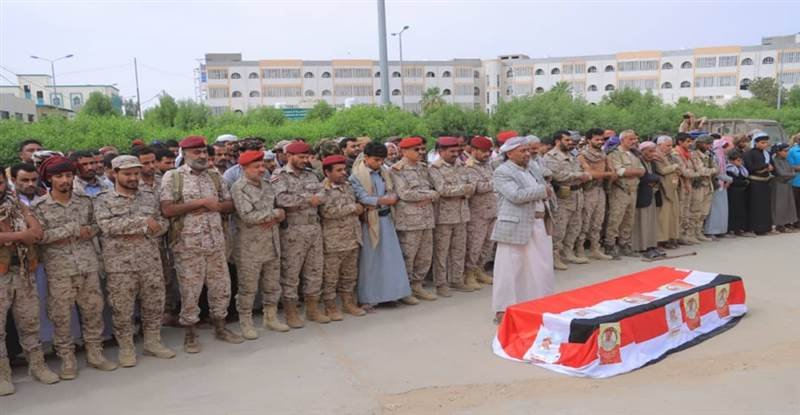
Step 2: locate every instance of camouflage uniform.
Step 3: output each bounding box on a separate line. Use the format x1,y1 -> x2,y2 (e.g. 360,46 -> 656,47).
605,148 -> 644,248
672,150 -> 700,241
544,147 -> 586,259
33,194 -> 106,358
577,146 -> 609,250
428,158 -> 475,289
463,155 -> 496,274
159,164 -> 231,326
319,179 -> 362,301
73,176 -> 111,198
230,176 -> 283,312
94,187 -> 168,345
390,159 -> 438,288
690,149 -> 717,238
272,163 -> 324,301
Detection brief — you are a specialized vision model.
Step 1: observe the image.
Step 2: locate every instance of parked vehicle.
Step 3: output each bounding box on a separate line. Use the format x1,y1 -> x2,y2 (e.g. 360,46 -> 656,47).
704,119 -> 787,144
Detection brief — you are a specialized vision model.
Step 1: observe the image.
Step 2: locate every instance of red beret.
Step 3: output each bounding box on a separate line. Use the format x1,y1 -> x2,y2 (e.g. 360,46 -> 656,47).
496,130 -> 519,145
437,136 -> 459,147
322,154 -> 347,167
285,141 -> 311,155
180,136 -> 207,149
399,136 -> 424,149
238,150 -> 264,166
131,139 -> 145,146
470,136 -> 492,151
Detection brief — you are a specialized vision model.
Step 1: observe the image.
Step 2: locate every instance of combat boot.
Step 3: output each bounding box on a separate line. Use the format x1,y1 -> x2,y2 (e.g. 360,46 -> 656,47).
695,231 -> 712,242
436,285 -> 452,298
476,269 -> 493,285
399,295 -> 419,305
604,244 -> 621,260
564,249 -> 589,264
464,269 -> 482,290
263,305 -> 291,332
0,358 -> 15,396
618,244 -> 640,257
553,253 -> 569,270
411,283 -> 437,301
304,295 -> 331,324
58,351 -> 78,380
26,348 -> 59,385
183,325 -> 202,354
143,330 -> 176,359
283,301 -> 305,329
341,293 -> 366,316
213,319 -> 244,344
324,299 -> 343,322
574,243 -> 590,262
238,312 -> 259,340
116,336 -> 137,368
450,281 -> 475,292
85,343 -> 118,372
589,242 -> 613,260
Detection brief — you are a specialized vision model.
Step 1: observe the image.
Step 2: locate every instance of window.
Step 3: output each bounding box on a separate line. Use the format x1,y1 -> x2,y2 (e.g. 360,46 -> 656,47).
51,93 -> 62,106
680,81 -> 691,88
231,90 -> 242,97
248,72 -> 259,79
780,51 -> 800,64
619,79 -> 657,90
404,84 -> 424,96
741,58 -> 753,65
374,71 -> 380,78
779,72 -> 800,84
335,85 -> 372,96
391,89 -> 400,96
739,78 -> 751,90
718,56 -> 738,67
588,84 -> 598,92
587,66 -> 597,73
263,86 -> 301,97
661,82 -> 672,89
455,84 -> 474,96
605,65 -> 615,72
717,75 -> 736,87
442,70 -> 451,78
0,111 -> 8,120
695,57 -> 717,68
249,90 -> 260,97
514,67 -> 533,76
762,56 -> 775,64
604,84 -> 615,91
569,81 -> 585,94
208,69 -> 228,80
681,61 -> 692,69
506,86 -> 513,96
694,76 -> 715,88
322,72 -> 331,78
506,69 -> 514,78
474,70 -> 480,79
442,88 -> 451,96
208,87 -> 228,98
535,68 -> 545,75
426,71 -> 435,78
535,87 -> 545,93
375,89 -> 381,96
403,67 -> 423,78
618,60 -> 658,71
231,72 -> 241,79
391,71 -> 401,78
453,67 -> 473,78
70,93 -> 83,108
662,62 -> 673,70
561,63 -> 585,74
322,89 -> 332,96
304,90 -> 314,97
210,106 -> 227,115
334,68 -> 371,78
551,68 -> 560,75
304,72 -> 314,78
263,68 -> 301,79
474,86 -> 480,96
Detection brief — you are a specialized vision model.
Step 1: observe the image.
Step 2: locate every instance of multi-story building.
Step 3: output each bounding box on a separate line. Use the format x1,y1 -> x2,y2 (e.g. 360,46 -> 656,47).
0,74 -> 121,116
200,33 -> 800,114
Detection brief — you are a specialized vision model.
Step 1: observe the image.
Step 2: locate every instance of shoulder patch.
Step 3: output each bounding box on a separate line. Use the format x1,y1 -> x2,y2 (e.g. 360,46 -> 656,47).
431,158 -> 444,168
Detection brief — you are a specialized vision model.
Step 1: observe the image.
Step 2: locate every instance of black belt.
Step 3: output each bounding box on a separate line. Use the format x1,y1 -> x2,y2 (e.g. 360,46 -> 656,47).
378,208 -> 391,217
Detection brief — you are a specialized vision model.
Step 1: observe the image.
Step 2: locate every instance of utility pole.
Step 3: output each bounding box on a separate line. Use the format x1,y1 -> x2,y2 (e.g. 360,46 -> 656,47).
392,25 -> 410,109
134,57 -> 142,119
30,54 -> 74,107
377,0 -> 390,106
776,49 -> 784,110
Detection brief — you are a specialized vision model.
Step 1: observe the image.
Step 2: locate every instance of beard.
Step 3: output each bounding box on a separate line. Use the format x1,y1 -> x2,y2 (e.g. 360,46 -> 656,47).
186,157 -> 208,171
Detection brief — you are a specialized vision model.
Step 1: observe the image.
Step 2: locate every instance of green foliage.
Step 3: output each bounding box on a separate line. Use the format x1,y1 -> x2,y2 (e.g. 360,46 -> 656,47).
144,94 -> 178,127
174,100 -> 211,130
421,87 -> 446,113
242,107 -> 287,127
123,98 -> 139,118
306,100 -> 336,121
81,92 -> 119,117
748,77 -> 786,108
424,105 -> 488,137
785,85 -> 800,108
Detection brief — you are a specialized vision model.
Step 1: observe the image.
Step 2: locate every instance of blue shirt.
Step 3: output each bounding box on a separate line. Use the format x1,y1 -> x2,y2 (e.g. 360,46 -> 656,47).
788,144 -> 800,188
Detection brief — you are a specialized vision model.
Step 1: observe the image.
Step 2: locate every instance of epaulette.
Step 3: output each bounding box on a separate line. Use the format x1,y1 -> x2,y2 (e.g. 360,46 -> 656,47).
465,158 -> 476,167
391,159 -> 407,171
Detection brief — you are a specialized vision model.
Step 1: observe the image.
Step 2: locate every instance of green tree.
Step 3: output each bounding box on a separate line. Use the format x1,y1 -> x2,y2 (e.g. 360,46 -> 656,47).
424,104 -> 488,137
306,100 -> 335,121
748,77 -> 786,107
784,85 -> 800,108
144,94 -> 179,127
420,87 -> 446,113
174,100 -> 211,130
123,98 -> 139,118
81,92 -> 119,116
243,107 -> 286,126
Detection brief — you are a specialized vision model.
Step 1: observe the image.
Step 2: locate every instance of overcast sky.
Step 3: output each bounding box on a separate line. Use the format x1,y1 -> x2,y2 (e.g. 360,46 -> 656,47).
1,0 -> 797,109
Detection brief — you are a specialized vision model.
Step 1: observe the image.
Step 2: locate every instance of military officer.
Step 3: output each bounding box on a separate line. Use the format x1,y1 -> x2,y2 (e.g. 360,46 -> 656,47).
463,136 -> 496,287
576,128 -> 615,260
605,130 -> 646,257
690,135 -> 718,242
672,133 -> 702,244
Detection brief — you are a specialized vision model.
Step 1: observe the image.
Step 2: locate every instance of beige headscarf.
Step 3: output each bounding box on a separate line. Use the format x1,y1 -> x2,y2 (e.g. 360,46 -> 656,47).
352,160 -> 394,248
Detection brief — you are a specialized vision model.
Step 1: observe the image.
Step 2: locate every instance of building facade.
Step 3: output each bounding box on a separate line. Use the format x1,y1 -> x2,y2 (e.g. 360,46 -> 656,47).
201,33 -> 800,114
0,74 -> 121,116
0,94 -> 38,122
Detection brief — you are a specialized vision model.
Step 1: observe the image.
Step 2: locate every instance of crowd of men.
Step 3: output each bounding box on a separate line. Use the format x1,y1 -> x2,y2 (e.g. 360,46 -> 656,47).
2,125 -> 799,396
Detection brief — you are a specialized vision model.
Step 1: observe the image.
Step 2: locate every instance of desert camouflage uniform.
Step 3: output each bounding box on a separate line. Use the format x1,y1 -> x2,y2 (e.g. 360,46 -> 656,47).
159,164 -> 231,326
390,159 -> 438,286
544,147 -> 585,256
272,163 -> 324,301
428,158 -> 474,288
690,149 -> 718,236
463,155 -> 496,273
319,179 -> 362,301
605,148 -> 644,247
671,149 -> 700,240
577,146 -> 609,249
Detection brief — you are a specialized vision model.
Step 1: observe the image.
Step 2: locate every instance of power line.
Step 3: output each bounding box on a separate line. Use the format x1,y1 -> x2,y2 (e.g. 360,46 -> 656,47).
57,63 -> 132,77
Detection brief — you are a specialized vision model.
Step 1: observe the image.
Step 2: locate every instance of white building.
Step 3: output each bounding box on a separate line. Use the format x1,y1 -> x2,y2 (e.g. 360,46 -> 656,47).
0,74 -> 121,115
0,94 -> 37,122
200,33 -> 800,114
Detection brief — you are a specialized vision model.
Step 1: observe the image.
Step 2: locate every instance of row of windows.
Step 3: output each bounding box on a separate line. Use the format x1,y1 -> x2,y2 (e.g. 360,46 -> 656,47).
225,86 -> 482,99
218,69 -> 482,81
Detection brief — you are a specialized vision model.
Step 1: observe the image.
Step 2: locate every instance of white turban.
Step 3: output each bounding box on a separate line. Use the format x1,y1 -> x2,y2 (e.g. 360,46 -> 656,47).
656,135 -> 673,145
215,134 -> 238,143
499,136 -> 528,154
525,135 -> 541,144
639,141 -> 656,151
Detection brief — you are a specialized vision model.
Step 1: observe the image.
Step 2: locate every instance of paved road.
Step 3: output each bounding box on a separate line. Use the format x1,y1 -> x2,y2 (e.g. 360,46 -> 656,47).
4,233 -> 798,414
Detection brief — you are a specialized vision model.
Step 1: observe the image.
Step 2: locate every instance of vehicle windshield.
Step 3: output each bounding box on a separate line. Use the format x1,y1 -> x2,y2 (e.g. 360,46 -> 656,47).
759,125 -> 785,144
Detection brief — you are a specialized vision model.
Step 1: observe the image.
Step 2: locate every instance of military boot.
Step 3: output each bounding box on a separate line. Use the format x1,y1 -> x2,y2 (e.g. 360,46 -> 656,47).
553,253 -> 569,270
283,301 -> 305,329
604,243 -> 621,260
574,242 -> 590,262
450,281 -> 475,292
476,269 -> 493,285
183,325 -> 202,354
341,293 -> 366,316
618,244 -> 640,257
238,312 -> 259,340
564,249 -> 589,264
213,319 -> 244,344
26,348 -> 59,385
58,351 -> 78,380
304,295 -> 331,324
324,299 -> 343,322
86,343 -> 118,372
399,295 -> 419,305
464,269 -> 482,290
695,230 -> 712,242
436,285 -> 452,298
589,241 -> 613,260
0,358 -> 15,396
143,330 -> 176,359
263,304 -> 291,332
411,283 -> 437,301
116,336 -> 137,368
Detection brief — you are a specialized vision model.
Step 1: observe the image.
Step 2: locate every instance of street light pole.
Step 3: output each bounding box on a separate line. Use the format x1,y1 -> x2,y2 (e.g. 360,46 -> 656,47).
376,0 -> 390,106
392,25 -> 410,109
30,54 -> 74,107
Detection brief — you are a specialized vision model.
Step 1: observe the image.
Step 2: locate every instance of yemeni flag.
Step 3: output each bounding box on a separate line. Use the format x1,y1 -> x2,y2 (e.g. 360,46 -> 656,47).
492,266 -> 746,378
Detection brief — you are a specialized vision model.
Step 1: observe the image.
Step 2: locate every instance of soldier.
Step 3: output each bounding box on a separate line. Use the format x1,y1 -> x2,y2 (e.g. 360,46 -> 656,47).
0,168 -> 60,396
94,156 -> 175,367
463,136 -> 496,287
319,155 -> 366,319
160,136 -> 243,353
672,133 -> 701,244
390,136 -> 439,301
132,146 -> 160,192
32,155 -> 117,379
605,130 -> 646,257
230,150 -> 289,339
690,135 -> 718,242
576,128 -> 615,261
70,150 -> 110,198
429,136 -> 476,296
273,141 -> 327,327
544,130 -> 592,269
